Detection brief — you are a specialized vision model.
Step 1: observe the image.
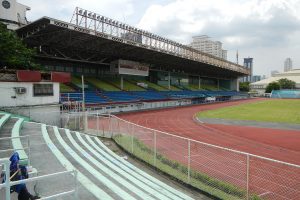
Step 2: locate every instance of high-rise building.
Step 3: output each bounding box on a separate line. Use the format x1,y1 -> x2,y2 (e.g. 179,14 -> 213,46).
190,35 -> 227,60
242,58 -> 253,82
284,58 -> 293,72
0,0 -> 30,30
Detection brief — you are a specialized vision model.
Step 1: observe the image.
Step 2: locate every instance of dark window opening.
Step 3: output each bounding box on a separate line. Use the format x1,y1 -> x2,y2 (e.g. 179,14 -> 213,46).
33,84 -> 54,96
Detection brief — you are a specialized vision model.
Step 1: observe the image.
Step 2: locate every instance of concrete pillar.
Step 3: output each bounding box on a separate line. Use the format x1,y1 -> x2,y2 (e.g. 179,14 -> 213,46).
120,75 -> 124,90
231,78 -> 239,91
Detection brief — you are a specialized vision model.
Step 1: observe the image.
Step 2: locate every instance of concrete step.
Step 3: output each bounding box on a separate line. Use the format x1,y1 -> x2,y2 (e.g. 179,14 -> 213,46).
45,126 -> 97,200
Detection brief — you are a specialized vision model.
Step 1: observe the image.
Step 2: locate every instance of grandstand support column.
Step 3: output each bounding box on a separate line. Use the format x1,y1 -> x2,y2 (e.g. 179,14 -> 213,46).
231,78 -> 239,91
120,75 -> 124,90
168,71 -> 171,90
217,79 -> 220,90
198,76 -> 201,90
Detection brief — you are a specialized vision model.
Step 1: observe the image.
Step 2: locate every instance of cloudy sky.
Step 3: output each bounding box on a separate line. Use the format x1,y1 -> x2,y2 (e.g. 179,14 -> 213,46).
19,0 -> 300,77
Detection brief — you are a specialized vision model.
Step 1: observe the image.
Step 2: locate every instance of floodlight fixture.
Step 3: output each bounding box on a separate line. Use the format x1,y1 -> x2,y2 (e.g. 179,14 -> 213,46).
78,10 -> 82,14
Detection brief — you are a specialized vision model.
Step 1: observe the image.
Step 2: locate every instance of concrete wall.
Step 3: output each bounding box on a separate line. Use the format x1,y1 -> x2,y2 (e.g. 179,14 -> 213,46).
0,82 -> 60,107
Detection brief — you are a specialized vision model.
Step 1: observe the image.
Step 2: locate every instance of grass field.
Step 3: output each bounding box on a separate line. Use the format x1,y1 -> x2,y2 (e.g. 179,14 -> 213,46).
197,99 -> 300,124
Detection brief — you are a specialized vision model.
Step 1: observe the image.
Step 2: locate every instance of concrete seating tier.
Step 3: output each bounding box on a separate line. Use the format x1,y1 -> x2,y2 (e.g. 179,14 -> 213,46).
0,113 -> 194,199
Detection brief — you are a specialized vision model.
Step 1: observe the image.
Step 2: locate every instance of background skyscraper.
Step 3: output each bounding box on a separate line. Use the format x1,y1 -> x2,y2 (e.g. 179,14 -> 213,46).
284,58 -> 293,72
243,58 -> 253,82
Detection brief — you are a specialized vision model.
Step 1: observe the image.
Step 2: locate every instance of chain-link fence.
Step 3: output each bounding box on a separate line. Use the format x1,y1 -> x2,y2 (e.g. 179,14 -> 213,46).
89,114 -> 300,200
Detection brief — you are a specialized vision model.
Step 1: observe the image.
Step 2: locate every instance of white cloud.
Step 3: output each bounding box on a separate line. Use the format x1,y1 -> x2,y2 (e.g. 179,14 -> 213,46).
19,0 -> 134,22
137,0 -> 300,76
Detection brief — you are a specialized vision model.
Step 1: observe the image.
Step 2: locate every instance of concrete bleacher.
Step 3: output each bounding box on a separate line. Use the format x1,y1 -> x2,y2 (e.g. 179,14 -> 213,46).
0,113 -> 194,199
61,90 -> 246,104
86,77 -> 121,91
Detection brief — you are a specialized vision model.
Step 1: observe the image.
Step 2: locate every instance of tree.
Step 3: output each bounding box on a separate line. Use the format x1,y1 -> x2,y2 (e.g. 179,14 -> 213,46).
239,82 -> 250,92
277,78 -> 296,89
265,81 -> 280,93
0,22 -> 39,69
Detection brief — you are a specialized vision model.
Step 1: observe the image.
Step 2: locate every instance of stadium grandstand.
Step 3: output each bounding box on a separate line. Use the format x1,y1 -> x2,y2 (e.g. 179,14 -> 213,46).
11,7 -> 250,109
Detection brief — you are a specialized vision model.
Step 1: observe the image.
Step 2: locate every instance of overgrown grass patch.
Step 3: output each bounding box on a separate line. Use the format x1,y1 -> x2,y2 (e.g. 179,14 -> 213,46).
113,135 -> 261,200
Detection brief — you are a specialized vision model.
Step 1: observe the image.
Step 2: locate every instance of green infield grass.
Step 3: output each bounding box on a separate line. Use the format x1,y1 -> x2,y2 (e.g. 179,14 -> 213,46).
197,99 -> 300,124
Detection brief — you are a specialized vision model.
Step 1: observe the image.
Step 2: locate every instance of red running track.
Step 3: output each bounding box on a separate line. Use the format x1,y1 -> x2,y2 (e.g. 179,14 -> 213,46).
115,98 -> 300,199
118,98 -> 300,164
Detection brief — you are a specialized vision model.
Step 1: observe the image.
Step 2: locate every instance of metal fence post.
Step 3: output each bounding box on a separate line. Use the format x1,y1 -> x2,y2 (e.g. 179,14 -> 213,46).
154,131 -> 156,166
96,111 -> 99,137
4,159 -> 11,200
28,137 -> 31,167
188,139 -> 191,183
131,124 -> 134,154
73,170 -> 78,200
108,114 -> 112,138
246,154 -> 250,200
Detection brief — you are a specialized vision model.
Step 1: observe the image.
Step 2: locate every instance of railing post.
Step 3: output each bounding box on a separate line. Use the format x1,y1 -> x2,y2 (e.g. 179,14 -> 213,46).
154,131 -> 156,166
246,154 -> 250,200
28,137 -> 31,167
3,159 -> 11,200
131,123 -> 134,154
188,139 -> 191,183
108,114 -> 112,138
96,111 -> 99,137
73,170 -> 78,200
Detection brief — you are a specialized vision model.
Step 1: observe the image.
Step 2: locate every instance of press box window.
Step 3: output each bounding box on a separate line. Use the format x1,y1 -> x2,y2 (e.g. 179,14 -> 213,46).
33,84 -> 54,96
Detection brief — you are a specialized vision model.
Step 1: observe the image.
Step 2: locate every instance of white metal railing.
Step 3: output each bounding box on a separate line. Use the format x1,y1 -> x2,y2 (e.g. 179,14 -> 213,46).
0,158 -> 78,200
84,113 -> 300,200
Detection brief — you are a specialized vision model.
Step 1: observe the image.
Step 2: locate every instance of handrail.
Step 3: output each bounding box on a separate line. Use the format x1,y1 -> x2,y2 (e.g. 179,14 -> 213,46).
0,134 -> 42,141
0,147 -> 29,153
9,170 -> 75,187
0,157 -> 78,200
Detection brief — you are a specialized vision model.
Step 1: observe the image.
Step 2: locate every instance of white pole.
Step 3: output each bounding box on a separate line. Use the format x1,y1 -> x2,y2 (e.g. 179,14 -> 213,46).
81,75 -> 85,112
96,111 -> 99,137
154,131 -> 156,166
246,154 -> 250,200
4,159 -> 11,200
74,170 -> 78,200
188,139 -> 191,183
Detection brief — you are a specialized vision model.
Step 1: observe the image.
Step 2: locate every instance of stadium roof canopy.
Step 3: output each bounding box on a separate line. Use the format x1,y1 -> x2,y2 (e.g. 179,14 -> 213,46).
17,16 -> 250,79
